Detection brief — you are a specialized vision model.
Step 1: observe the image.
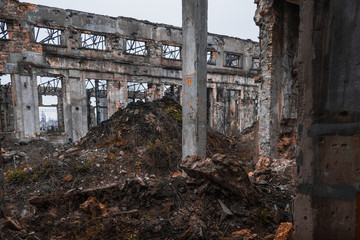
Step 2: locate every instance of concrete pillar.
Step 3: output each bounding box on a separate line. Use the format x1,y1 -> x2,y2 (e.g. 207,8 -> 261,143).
157,82 -> 164,100
114,74 -> 128,109
181,0 -> 208,160
98,97 -> 108,122
63,76 -> 72,139
57,90 -> 65,132
63,74 -> 88,141
107,80 -> 122,117
12,74 -> 40,138
95,80 -> 101,125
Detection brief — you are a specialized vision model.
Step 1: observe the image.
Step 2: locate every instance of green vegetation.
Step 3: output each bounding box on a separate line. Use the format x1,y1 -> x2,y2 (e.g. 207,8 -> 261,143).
164,105 -> 182,122
6,169 -> 28,183
32,161 -> 51,181
254,205 -> 273,227
71,159 -> 92,174
126,234 -> 139,240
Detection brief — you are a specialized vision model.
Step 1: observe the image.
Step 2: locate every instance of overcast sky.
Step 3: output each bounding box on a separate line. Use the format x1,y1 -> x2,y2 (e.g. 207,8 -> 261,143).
20,0 -> 259,41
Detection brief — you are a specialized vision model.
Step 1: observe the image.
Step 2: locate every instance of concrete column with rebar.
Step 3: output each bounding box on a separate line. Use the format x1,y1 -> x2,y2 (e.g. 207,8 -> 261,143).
181,0 -> 208,160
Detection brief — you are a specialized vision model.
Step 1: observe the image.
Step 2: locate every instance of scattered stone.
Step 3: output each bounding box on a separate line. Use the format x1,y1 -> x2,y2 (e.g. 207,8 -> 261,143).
218,199 -> 233,215
264,234 -> 274,239
80,197 -> 108,217
255,155 -> 272,170
66,147 -> 79,153
2,151 -> 17,161
249,234 -> 258,239
274,222 -> 293,240
63,174 -> 73,182
20,209 -> 28,218
171,172 -> 182,178
231,229 -> 258,240
232,229 -> 251,236
19,139 -> 31,146
256,174 -> 267,182
248,171 -> 254,180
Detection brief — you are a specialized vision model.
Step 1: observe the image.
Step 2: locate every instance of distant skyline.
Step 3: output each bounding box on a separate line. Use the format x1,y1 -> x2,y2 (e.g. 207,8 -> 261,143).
19,0 -> 259,41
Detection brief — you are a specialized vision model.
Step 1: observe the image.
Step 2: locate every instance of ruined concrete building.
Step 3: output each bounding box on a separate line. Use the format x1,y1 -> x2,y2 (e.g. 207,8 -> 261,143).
1,0 -> 359,238
0,0 -> 259,142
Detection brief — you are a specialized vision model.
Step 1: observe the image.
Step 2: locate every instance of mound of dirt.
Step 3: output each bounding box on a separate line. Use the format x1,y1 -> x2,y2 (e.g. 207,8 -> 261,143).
78,97 -> 254,175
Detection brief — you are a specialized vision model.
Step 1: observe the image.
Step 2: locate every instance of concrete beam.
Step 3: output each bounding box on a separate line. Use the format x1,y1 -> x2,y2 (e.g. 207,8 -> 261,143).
181,0 -> 208,160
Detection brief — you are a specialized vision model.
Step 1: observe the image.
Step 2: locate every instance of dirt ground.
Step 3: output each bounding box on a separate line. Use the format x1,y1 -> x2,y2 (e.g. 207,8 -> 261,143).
0,97 -> 295,240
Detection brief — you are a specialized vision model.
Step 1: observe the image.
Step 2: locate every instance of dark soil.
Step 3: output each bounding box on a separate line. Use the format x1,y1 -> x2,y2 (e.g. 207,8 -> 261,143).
0,97 -> 294,240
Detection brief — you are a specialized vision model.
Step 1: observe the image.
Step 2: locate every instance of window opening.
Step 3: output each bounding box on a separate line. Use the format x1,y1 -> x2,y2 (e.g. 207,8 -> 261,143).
0,21 -> 9,39
127,82 -> 148,103
207,51 -> 216,65
86,79 -> 108,128
164,84 -> 181,102
125,39 -> 147,56
34,26 -> 61,45
163,44 -> 181,60
225,54 -> 241,68
81,33 -> 106,50
39,106 -> 58,132
37,77 -> 62,95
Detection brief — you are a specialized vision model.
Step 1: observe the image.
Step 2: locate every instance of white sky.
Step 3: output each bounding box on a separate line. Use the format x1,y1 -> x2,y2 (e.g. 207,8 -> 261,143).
0,74 -> 11,85
20,0 -> 259,41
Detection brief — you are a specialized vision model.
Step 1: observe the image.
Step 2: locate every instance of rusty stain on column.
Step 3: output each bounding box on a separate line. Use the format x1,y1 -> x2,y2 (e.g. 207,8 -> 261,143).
182,0 -> 208,160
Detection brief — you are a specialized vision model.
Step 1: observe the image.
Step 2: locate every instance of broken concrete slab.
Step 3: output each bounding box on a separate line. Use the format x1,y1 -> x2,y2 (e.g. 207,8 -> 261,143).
181,154 -> 260,204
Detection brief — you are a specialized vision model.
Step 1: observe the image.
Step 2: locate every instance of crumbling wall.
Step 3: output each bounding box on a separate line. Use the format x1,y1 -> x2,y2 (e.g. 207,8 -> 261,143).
254,0 -> 299,159
256,0 -> 360,238
294,0 -> 360,239
0,0 -> 260,141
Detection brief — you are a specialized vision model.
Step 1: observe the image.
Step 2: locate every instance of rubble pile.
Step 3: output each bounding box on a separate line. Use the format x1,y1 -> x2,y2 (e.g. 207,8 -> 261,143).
0,98 -> 295,239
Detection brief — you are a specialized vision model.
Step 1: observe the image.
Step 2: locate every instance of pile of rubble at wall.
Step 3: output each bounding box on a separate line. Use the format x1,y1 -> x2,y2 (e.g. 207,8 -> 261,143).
0,97 -> 295,240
